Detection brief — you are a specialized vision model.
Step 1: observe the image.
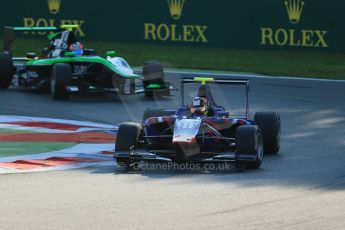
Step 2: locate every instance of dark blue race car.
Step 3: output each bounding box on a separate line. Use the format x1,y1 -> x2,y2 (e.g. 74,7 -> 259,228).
114,77 -> 281,171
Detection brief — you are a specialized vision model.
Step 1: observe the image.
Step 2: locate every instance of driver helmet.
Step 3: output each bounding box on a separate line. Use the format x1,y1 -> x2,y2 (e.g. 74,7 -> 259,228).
190,97 -> 209,115
69,42 -> 84,56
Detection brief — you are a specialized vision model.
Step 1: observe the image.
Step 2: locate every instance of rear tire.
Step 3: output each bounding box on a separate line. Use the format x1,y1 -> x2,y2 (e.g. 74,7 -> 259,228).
0,53 -> 14,89
142,61 -> 168,97
51,63 -> 72,100
142,108 -> 166,123
115,122 -> 142,171
254,112 -> 281,155
236,125 -> 263,169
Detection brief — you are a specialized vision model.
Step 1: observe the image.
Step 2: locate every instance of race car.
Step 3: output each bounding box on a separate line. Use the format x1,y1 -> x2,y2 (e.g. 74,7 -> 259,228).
114,77 -> 281,171
0,25 -> 171,100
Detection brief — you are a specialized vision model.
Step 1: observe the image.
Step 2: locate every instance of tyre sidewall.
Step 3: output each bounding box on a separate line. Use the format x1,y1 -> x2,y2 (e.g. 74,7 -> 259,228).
115,122 -> 142,152
254,112 -> 281,155
51,63 -> 72,100
236,125 -> 263,169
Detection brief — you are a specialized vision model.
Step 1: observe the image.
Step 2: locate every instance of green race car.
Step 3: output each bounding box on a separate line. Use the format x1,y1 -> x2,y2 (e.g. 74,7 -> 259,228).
0,25 -> 171,100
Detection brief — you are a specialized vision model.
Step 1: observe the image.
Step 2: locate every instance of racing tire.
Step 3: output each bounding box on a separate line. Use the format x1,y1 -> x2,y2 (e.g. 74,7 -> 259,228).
142,108 -> 167,123
115,122 -> 142,171
51,63 -> 72,100
142,61 -> 168,97
0,53 -> 14,89
236,125 -> 263,169
254,112 -> 281,155
144,91 -> 153,98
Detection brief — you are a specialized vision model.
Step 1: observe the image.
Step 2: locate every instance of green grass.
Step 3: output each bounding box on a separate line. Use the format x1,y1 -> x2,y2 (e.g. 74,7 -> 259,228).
0,128 -> 35,134
0,142 -> 76,158
5,38 -> 345,79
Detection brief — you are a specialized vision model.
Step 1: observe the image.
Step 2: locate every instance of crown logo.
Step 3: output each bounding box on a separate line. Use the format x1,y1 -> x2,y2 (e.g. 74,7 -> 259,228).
167,0 -> 186,20
47,0 -> 61,14
284,0 -> 305,24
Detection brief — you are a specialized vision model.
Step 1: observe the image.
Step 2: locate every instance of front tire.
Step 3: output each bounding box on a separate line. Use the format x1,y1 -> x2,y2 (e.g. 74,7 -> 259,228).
51,63 -> 72,100
236,125 -> 263,169
115,122 -> 142,171
254,112 -> 281,155
142,108 -> 167,123
0,53 -> 14,89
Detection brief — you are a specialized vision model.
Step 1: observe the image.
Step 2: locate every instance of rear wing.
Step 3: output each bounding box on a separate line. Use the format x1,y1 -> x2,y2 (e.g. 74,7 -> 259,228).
2,25 -> 79,55
181,77 -> 250,118
2,26 -> 59,55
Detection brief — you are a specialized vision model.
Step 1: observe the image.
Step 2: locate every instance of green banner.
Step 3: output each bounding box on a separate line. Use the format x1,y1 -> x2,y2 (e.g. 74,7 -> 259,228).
0,0 -> 344,51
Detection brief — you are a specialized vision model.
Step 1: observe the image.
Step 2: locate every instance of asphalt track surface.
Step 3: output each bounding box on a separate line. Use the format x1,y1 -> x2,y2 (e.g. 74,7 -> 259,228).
0,71 -> 345,230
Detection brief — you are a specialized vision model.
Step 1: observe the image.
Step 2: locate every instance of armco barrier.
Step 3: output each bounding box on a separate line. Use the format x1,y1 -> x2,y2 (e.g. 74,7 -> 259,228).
0,0 -> 344,51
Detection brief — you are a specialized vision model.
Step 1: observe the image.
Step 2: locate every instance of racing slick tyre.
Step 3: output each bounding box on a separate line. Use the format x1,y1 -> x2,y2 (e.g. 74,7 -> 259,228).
142,108 -> 167,123
115,122 -> 142,171
254,112 -> 281,155
51,63 -> 72,100
142,61 -> 168,97
0,53 -> 14,89
236,125 -> 263,169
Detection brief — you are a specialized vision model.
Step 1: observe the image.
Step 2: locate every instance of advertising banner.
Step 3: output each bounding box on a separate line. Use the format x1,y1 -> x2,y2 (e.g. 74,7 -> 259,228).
0,0 -> 344,51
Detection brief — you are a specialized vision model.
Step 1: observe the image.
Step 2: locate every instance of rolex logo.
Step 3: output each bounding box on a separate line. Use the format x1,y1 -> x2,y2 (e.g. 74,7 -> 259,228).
47,0 -> 61,14
284,0 -> 305,24
167,0 -> 186,20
